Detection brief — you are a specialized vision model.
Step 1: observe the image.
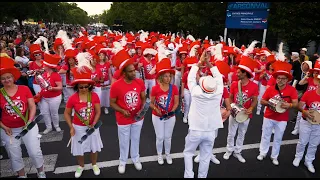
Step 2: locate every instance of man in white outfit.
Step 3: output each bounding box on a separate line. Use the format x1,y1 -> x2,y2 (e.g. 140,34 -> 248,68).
183,52 -> 224,178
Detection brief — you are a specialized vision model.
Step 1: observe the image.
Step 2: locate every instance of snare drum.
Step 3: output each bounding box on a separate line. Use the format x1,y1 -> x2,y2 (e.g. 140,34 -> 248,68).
307,110 -> 320,125
268,97 -> 286,113
230,103 -> 249,123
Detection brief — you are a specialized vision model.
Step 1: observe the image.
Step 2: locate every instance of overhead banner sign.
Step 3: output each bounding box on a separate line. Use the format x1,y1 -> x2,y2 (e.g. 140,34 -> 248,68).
225,2 -> 270,29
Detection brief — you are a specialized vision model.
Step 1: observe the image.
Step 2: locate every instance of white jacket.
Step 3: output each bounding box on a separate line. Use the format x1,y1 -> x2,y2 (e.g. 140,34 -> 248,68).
187,65 -> 224,132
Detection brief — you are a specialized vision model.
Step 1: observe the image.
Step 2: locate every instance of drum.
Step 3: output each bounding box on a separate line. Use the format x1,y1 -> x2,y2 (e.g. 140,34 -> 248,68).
230,103 -> 249,123
220,107 -> 228,122
268,97 -> 286,113
307,110 -> 320,125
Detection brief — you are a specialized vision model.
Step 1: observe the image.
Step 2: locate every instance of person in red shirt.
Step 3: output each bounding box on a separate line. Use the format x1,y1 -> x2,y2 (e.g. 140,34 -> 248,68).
28,44 -> 44,95
175,46 -> 187,91
293,84 -> 320,173
38,53 -> 63,134
149,58 -> 179,165
110,49 -> 146,174
0,57 -> 46,178
292,63 -> 320,135
255,53 -> 268,115
139,48 -> 157,95
223,56 -> 259,163
257,56 -> 298,166
64,64 -> 103,178
133,43 -> 143,79
88,51 -> 104,103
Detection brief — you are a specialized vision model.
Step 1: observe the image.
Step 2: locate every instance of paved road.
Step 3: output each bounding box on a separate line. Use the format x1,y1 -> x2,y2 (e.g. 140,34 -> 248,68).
1,104 -> 319,178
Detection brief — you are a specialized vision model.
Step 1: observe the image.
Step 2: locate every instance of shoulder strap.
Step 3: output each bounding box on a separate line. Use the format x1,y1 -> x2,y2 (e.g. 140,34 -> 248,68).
165,84 -> 173,111
0,87 -> 28,124
237,81 -> 243,107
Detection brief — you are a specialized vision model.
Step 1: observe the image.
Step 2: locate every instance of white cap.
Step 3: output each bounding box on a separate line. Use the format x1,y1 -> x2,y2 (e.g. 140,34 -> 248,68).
199,76 -> 217,94
301,48 -> 307,52
292,52 -> 299,56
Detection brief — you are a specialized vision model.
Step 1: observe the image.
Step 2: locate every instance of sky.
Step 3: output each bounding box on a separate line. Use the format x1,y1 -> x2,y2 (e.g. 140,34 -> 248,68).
72,2 -> 113,16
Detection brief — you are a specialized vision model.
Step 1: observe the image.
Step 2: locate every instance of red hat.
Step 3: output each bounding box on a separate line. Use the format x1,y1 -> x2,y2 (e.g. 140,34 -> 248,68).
29,44 -> 43,61
311,61 -> 320,73
43,53 -> 61,68
112,49 -> 134,73
70,66 -> 95,86
190,41 -> 201,50
236,56 -> 258,78
64,49 -> 78,62
54,38 -> 63,51
155,58 -> 175,79
272,61 -> 293,81
0,57 -> 21,81
179,45 -> 188,54
215,61 -> 231,78
183,57 -> 198,68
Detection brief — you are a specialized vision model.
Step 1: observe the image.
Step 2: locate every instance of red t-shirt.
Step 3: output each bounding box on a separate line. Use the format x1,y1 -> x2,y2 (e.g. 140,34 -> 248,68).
230,80 -> 259,118
306,78 -> 317,92
141,57 -> 156,79
41,72 -> 62,98
267,76 -> 276,87
231,67 -> 238,82
96,62 -> 110,82
151,84 -> 179,117
261,70 -> 272,86
110,78 -> 146,125
262,85 -> 298,121
254,60 -> 267,81
132,54 -> 142,70
176,58 -> 182,71
221,87 -> 230,106
29,60 -> 43,84
91,68 -> 103,87
300,90 -> 320,119
66,92 -> 100,126
182,71 -> 189,90
0,86 -> 33,128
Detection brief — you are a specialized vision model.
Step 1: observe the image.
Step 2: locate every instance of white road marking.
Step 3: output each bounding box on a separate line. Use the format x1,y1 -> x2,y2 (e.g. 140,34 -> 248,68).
0,154 -> 58,177
53,139 -> 299,174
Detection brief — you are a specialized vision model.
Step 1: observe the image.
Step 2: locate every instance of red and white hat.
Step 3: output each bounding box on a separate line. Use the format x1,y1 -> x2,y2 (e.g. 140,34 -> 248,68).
54,38 -> 63,51
310,61 -> 320,73
272,42 -> 293,80
199,75 -> 217,94
43,53 -> 61,68
70,66 -> 95,86
236,56 -> 258,78
29,44 -> 43,61
155,58 -> 175,79
112,49 -> 134,73
0,57 -> 21,81
64,49 -> 78,62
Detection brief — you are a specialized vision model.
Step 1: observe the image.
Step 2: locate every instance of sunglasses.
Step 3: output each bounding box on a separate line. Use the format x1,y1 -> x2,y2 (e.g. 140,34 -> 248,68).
78,85 -> 90,89
15,114 -> 43,139
34,53 -> 41,57
78,121 -> 103,144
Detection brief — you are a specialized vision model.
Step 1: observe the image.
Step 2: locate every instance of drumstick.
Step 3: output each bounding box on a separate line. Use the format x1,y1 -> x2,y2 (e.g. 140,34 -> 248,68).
67,137 -> 72,147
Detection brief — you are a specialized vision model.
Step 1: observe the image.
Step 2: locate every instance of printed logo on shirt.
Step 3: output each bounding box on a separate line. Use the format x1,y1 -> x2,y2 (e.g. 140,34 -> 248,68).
309,101 -> 320,111
124,90 -> 139,110
146,64 -> 153,74
4,100 -> 25,117
307,85 -> 317,92
236,92 -> 249,104
78,106 -> 94,120
91,74 -> 97,80
158,95 -> 168,107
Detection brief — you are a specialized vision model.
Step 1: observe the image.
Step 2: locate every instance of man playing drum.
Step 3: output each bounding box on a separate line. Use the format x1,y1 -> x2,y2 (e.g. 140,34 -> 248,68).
223,55 -> 259,163
257,44 -> 298,166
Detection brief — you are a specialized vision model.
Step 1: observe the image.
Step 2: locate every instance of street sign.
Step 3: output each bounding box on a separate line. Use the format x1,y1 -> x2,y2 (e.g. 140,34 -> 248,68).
227,2 -> 270,10
225,10 -> 269,29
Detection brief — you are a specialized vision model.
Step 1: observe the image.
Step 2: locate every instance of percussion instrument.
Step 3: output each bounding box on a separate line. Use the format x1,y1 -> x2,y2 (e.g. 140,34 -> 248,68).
230,103 -> 249,123
35,74 -> 50,89
268,96 -> 286,113
306,110 -> 320,125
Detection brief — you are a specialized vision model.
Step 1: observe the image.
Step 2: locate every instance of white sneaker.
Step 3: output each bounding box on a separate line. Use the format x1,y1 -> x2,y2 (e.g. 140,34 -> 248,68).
55,127 -> 62,132
233,153 -> 246,163
257,154 -> 265,161
92,164 -> 100,176
183,117 -> 188,123
293,158 -> 301,167
104,108 -> 109,114
166,154 -> 173,165
75,166 -> 84,178
194,154 -> 200,163
256,111 -> 260,115
272,129 -> 275,134
210,155 -> 220,165
271,158 -> 279,166
291,129 -> 299,135
37,171 -> 46,178
158,155 -> 164,165
223,151 -> 232,160
134,162 -> 142,171
118,164 -> 126,174
42,128 -> 52,135
304,162 -> 315,173
0,155 -> 3,159
18,175 -> 27,178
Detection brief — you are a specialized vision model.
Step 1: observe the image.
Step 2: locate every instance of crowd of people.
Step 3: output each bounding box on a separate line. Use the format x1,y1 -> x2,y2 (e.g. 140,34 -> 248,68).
0,23 -> 319,178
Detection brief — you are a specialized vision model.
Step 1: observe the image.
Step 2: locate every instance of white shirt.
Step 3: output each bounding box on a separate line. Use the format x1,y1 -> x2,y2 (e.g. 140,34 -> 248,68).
187,65 -> 224,132
15,56 -> 29,65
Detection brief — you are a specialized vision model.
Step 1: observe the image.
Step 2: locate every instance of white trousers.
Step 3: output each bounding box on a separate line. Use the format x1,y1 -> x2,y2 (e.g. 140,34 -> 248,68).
183,89 -> 191,119
117,120 -> 144,165
144,79 -> 155,95
100,82 -> 110,108
64,87 -> 76,103
259,117 -> 287,159
197,129 -> 219,158
60,74 -> 68,103
93,86 -> 102,102
293,112 -> 302,131
135,70 -> 141,79
183,130 -> 216,178
39,95 -> 62,129
0,124 -> 44,172
174,70 -> 181,91
295,119 -> 320,164
257,85 -> 266,114
152,115 -> 176,155
226,115 -> 250,154
33,84 -> 41,95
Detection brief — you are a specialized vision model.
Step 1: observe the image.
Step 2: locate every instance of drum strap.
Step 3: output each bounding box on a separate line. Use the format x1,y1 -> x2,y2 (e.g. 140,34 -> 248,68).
238,81 -> 243,107
275,84 -> 290,99
74,92 -> 92,127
